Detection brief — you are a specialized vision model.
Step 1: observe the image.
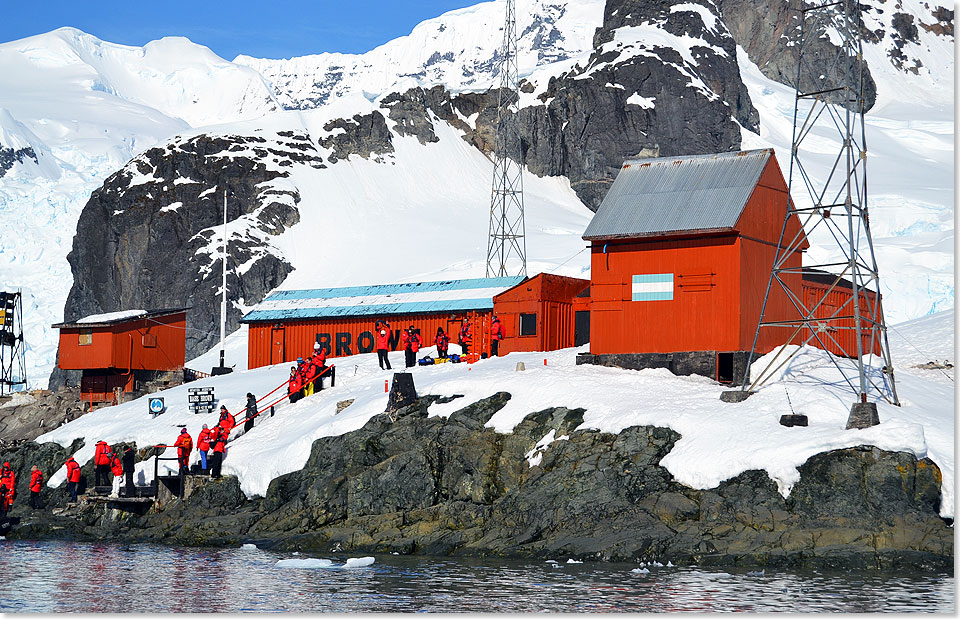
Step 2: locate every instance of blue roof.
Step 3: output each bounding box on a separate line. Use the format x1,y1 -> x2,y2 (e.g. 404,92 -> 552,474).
241,276 -> 525,322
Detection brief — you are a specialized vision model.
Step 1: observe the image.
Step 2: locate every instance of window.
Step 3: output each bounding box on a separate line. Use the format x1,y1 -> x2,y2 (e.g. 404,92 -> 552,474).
632,274 -> 674,301
79,329 -> 92,346
142,333 -> 157,348
520,313 -> 537,336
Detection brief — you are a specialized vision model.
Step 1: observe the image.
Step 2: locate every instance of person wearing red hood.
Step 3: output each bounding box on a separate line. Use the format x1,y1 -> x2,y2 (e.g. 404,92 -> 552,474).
197,424 -> 212,471
401,325 -> 421,368
93,440 -> 113,487
375,319 -> 392,370
0,462 -> 14,515
29,465 -> 44,509
459,319 -> 473,355
209,424 -> 228,478
65,456 -> 81,502
173,428 -> 193,475
490,316 -> 504,357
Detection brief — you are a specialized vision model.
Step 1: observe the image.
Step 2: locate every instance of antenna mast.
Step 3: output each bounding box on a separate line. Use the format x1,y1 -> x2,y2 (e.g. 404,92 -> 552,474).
0,290 -> 26,395
486,0 -> 527,278
742,0 -> 899,427
218,190 -> 228,372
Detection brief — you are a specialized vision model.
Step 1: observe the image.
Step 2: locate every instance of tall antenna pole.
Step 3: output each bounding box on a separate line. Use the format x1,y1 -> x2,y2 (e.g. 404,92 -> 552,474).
741,0 -> 899,427
220,189 -> 227,370
486,0 -> 527,278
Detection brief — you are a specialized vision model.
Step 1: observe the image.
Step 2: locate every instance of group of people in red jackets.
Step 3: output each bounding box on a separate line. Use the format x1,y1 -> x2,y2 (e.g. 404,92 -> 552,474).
375,316 -> 505,369
173,405 -> 234,479
287,343 -> 329,403
0,461 -> 48,515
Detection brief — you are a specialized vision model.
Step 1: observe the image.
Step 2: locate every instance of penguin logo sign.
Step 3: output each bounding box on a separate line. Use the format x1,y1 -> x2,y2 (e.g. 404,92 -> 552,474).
148,397 -> 165,415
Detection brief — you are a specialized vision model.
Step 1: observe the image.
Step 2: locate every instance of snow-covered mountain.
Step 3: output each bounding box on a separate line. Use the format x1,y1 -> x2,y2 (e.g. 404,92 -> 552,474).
234,0 -> 606,109
0,0 -> 953,389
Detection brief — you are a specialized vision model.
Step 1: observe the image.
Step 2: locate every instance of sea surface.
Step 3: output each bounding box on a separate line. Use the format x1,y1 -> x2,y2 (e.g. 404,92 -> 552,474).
0,540 -> 953,613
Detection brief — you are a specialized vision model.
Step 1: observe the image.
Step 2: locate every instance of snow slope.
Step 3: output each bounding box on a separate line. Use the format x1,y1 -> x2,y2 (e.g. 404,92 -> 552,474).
38,308 -> 955,519
737,41 -> 954,325
0,28 -> 277,387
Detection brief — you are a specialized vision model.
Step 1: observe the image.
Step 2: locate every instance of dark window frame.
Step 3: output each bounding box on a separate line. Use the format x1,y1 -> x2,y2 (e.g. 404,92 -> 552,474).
519,313 -> 537,337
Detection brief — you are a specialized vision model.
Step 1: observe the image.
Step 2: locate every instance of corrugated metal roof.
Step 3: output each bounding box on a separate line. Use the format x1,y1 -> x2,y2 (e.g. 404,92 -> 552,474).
52,308 -> 188,329
241,276 -> 525,322
582,149 -> 774,241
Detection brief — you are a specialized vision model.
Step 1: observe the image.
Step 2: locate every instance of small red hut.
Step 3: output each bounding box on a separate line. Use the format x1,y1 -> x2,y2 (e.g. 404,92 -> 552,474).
492,273 -> 590,354
53,308 -> 186,406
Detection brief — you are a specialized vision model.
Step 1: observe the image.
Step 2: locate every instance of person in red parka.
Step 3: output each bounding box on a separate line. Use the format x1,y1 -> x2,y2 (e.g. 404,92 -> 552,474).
173,428 -> 193,474
0,462 -> 15,515
218,406 -> 235,433
65,456 -> 81,502
29,466 -> 44,509
459,319 -> 473,355
490,316 -> 504,357
435,327 -> 449,359
303,345 -> 327,396
93,440 -> 113,487
401,325 -> 421,368
287,365 -> 302,404
375,320 -> 392,370
197,424 -> 212,471
209,424 -> 228,478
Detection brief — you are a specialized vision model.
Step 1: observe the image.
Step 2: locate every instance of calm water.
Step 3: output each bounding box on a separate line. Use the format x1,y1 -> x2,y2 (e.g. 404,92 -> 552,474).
0,540 -> 953,612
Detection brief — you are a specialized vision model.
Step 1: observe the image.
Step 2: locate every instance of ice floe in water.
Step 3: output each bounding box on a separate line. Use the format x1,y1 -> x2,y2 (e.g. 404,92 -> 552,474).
275,556 -> 375,569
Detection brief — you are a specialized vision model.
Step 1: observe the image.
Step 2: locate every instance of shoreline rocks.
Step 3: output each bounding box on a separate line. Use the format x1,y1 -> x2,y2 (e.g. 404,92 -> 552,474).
2,395 -> 953,571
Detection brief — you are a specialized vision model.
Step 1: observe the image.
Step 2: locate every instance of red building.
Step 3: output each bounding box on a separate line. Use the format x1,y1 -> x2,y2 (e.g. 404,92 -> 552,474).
53,308 -> 186,406
492,273 -> 590,354
576,148 -> 879,383
241,277 -> 525,369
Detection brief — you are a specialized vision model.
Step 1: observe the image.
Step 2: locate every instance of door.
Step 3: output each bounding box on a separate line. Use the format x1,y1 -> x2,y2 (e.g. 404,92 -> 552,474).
574,311 -> 590,347
271,326 -> 285,365
548,305 -> 560,351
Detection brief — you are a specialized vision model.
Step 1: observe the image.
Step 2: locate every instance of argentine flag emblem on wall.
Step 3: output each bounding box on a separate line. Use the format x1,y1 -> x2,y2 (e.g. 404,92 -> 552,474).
632,274 -> 674,301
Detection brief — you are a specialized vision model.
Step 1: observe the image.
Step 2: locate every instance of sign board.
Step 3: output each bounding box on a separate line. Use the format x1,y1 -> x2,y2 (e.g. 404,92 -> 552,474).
148,397 -> 165,415
188,387 -> 216,414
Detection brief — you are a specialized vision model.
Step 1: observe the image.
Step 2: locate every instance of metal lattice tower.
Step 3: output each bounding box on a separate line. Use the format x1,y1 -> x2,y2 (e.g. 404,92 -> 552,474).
486,0 -> 527,278
742,0 -> 899,418
0,290 -> 27,395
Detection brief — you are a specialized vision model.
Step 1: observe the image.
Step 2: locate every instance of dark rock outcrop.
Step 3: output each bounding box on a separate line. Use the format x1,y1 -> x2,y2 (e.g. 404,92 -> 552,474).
4,395 -> 952,570
0,388 -> 86,441
0,146 -> 37,178
320,112 -> 395,163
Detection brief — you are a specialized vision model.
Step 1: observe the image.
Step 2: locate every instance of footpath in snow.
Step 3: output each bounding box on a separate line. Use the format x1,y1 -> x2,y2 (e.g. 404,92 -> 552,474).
37,310 -> 955,519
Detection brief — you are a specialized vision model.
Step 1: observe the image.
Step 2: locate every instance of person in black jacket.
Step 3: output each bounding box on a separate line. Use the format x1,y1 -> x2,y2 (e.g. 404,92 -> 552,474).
244,393 -> 257,433
122,446 -> 136,497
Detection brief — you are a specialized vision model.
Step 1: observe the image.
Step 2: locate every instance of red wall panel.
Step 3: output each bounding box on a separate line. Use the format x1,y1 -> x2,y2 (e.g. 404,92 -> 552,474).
588,235 -> 741,354
247,310 -> 493,369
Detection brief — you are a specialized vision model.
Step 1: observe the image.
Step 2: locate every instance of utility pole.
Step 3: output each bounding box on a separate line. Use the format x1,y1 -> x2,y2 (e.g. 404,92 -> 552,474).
486,0 -> 527,278
212,189 -> 232,375
740,0 -> 898,426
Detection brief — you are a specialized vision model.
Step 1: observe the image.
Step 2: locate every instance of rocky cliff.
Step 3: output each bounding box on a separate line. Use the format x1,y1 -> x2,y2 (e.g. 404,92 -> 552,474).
57,131 -> 324,369
4,394 -> 952,570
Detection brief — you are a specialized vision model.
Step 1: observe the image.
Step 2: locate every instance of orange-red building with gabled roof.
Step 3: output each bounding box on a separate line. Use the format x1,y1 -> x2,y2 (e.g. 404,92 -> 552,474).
577,149 -> 810,382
